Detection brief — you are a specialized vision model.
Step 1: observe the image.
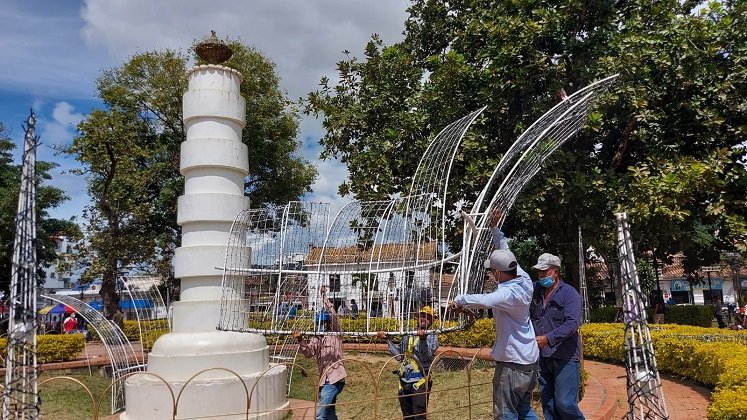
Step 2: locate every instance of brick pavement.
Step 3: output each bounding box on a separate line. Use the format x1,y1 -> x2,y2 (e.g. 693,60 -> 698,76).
583,360 -> 711,420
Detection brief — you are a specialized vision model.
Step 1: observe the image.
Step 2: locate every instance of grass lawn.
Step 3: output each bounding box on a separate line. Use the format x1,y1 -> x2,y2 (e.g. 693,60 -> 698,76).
37,351 -> 544,419
38,370 -> 113,419
289,351 -> 543,419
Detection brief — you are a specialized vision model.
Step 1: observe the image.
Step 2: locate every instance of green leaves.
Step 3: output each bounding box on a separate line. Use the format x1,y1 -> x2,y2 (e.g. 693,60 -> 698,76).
306,0 -> 747,281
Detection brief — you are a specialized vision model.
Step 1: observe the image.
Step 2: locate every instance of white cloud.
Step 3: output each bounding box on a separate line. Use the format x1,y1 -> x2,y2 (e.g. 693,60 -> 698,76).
304,156 -> 353,218
0,2 -> 104,99
79,0 -> 408,99
2,1 -> 410,222
78,0 -> 408,216
37,101 -> 83,149
31,99 -> 46,114
52,102 -> 84,126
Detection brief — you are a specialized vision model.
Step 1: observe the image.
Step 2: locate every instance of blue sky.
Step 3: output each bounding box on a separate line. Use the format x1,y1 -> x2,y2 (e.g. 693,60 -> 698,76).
0,0 -> 409,222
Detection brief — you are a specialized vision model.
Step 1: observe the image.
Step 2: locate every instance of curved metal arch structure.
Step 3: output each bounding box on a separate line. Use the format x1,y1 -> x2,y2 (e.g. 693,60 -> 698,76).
119,275 -> 170,355
218,76 -> 618,337
41,294 -> 141,415
453,75 -> 618,302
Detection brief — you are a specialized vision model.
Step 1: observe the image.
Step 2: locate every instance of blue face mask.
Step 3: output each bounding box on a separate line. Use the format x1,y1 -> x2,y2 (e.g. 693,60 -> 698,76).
539,276 -> 554,288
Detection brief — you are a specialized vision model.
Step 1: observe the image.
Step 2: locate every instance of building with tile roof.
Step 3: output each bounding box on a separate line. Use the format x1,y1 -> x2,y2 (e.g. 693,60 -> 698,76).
304,242 -> 439,316
584,254 -> 747,306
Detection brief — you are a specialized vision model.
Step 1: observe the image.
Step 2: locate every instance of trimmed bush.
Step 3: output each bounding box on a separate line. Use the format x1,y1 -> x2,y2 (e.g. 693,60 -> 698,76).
141,328 -> 169,351
664,305 -> 714,327
708,385 -> 747,420
581,323 -> 747,419
590,305 -> 714,327
439,318 -> 495,347
0,334 -> 85,365
88,319 -> 170,343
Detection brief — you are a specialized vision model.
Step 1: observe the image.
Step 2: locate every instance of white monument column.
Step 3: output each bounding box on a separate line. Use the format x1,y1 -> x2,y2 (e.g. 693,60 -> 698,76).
122,35 -> 288,420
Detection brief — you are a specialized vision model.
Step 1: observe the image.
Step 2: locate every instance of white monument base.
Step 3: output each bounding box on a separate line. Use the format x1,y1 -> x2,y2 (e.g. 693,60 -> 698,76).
121,331 -> 288,419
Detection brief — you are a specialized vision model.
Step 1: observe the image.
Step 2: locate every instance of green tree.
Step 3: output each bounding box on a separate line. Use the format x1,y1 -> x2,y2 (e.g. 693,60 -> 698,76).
65,42 -> 317,315
0,122 -> 80,294
306,0 -> 747,286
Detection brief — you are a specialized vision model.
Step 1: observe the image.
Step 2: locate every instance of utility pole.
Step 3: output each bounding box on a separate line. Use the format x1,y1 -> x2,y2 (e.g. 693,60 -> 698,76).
578,225 -> 590,324
652,251 -> 661,291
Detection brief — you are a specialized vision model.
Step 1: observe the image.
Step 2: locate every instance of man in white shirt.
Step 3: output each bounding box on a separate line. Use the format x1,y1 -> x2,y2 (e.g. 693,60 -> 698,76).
452,225 -> 539,420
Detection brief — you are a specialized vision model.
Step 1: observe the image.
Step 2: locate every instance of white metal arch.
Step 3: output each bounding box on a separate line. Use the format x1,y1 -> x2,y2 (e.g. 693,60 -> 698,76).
218,76 -> 618,339
40,294 -> 141,415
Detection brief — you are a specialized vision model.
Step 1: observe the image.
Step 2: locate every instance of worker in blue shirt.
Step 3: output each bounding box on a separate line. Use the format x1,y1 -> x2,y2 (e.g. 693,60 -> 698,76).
451,211 -> 539,420
530,253 -> 585,420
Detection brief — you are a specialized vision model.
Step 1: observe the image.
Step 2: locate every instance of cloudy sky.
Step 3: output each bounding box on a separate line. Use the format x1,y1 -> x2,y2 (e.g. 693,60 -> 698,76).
0,0 -> 410,221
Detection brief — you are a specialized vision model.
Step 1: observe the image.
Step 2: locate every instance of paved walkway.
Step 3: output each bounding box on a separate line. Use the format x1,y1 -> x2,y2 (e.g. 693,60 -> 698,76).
581,360 -> 710,419
29,342 -> 710,419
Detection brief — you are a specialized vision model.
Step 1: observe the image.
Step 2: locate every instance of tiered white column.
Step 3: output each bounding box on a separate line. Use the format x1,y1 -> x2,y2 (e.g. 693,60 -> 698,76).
122,65 -> 288,419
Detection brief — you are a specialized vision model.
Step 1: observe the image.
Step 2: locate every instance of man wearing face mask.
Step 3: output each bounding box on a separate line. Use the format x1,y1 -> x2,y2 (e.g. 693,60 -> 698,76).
530,253 -> 584,420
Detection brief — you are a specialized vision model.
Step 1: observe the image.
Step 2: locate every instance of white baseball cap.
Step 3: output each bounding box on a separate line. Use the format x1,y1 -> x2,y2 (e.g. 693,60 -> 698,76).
484,249 -> 518,271
532,253 -> 561,270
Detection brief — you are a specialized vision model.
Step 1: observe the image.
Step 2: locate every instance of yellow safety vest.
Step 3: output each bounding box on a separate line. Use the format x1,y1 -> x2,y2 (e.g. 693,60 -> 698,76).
398,336 -> 427,390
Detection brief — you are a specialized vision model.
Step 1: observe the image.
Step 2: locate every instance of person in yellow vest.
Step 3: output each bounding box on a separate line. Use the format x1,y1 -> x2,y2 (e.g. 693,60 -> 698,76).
378,305 -> 439,420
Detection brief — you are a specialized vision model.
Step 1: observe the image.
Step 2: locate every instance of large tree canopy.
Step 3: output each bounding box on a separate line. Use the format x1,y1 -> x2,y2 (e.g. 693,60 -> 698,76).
0,122 -> 80,295
65,42 -> 317,314
306,0 -> 747,284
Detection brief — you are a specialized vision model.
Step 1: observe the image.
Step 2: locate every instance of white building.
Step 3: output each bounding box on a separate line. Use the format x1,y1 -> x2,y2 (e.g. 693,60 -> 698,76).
41,236 -> 80,291
304,242 -> 437,316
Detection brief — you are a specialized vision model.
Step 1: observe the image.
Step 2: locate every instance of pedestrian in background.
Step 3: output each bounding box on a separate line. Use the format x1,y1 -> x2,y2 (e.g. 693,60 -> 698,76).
378,305 -> 439,420
651,290 -> 666,324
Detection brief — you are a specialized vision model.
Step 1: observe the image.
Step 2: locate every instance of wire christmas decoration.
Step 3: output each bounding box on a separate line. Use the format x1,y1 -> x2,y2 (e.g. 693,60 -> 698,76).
40,294 -> 141,415
3,111 -> 40,419
616,212 -> 669,420
218,75 -> 619,338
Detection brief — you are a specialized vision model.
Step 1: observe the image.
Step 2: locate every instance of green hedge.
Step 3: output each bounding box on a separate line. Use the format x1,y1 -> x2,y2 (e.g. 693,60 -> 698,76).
589,305 -> 714,327
88,319 -> 170,343
582,323 -> 747,419
438,318 -> 496,347
589,307 -> 618,323
660,305 -> 714,327
0,334 -> 85,365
